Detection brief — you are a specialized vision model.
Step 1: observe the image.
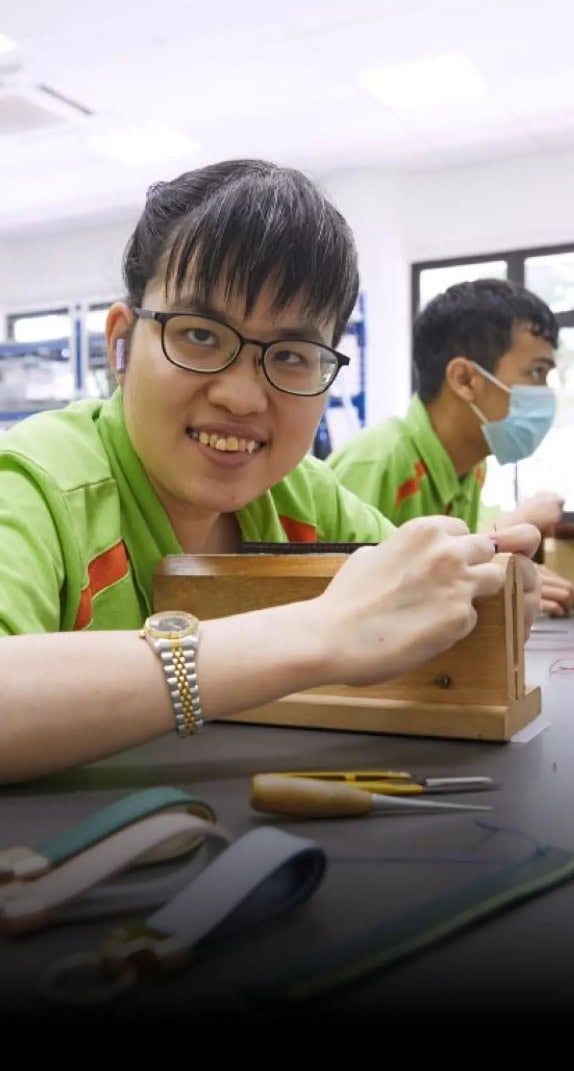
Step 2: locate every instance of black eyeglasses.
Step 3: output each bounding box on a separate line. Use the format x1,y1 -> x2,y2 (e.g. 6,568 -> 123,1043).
132,308 -> 350,397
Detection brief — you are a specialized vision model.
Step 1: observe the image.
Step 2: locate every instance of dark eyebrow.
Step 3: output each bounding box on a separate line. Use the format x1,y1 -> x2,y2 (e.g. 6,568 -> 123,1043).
531,356 -> 556,368
168,297 -> 327,344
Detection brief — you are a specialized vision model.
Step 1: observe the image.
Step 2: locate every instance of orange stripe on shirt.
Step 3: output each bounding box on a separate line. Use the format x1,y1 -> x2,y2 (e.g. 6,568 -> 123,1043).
279,516 -> 318,543
73,541 -> 129,630
73,587 -> 93,631
395,460 -> 427,506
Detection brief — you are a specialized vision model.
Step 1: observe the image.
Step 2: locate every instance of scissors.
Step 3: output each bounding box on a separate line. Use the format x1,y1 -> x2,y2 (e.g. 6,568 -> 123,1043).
268,770 -> 496,796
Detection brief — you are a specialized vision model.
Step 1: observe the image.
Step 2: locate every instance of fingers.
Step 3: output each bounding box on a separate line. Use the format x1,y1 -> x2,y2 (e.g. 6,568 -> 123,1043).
542,598 -> 567,617
490,523 -> 541,559
516,555 -> 539,595
540,579 -> 573,602
468,560 -> 507,601
536,565 -> 574,614
401,515 -> 470,538
524,593 -> 541,636
541,491 -> 565,510
537,564 -> 574,591
540,584 -> 573,613
460,533 -> 498,566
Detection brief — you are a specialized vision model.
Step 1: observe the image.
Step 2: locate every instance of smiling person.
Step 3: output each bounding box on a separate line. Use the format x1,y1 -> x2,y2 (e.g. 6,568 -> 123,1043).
329,279 -> 573,617
0,162 -> 541,783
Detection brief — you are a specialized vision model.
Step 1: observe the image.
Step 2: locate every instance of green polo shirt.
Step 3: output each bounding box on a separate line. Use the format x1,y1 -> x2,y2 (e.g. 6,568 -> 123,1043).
0,388 -> 394,636
328,395 -> 486,530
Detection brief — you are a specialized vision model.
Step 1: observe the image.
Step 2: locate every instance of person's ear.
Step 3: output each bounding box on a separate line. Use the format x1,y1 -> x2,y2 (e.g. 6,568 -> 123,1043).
105,303 -> 134,383
445,356 -> 482,403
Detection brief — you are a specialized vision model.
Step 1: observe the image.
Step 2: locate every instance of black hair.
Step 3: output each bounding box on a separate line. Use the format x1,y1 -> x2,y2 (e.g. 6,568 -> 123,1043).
413,277 -> 560,403
122,158 -> 359,345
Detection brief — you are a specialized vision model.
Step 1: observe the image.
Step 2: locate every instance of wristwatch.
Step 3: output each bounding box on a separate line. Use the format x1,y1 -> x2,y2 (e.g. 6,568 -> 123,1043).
140,611 -> 203,737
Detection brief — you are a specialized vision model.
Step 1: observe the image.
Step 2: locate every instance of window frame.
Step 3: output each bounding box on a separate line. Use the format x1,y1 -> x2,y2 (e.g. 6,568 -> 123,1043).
5,306 -> 72,344
411,241 -> 574,330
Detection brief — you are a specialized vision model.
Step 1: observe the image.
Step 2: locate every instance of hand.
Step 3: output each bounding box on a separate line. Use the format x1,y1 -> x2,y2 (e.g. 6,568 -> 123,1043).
503,491 -> 565,536
487,522 -> 541,636
537,563 -> 574,617
314,516 -> 507,687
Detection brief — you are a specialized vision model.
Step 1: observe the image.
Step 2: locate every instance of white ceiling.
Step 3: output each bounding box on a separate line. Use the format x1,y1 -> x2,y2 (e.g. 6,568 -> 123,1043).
1,0 -> 574,235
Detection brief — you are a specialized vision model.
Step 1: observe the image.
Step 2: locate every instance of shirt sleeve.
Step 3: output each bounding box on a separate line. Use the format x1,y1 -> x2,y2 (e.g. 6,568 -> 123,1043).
317,463 -> 396,542
0,456 -> 66,635
335,482 -> 397,542
476,499 -> 501,533
330,450 -> 422,528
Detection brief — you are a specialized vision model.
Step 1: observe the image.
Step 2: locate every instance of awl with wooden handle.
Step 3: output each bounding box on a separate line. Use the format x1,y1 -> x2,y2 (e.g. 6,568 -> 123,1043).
250,775 -> 493,819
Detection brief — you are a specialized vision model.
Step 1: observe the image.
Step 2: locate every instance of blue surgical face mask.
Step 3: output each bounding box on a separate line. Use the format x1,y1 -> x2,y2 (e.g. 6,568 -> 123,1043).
468,362 -> 556,465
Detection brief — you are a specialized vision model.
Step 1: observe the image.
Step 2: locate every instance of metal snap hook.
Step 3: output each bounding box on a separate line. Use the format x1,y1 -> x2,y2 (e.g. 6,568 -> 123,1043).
40,952 -> 136,1005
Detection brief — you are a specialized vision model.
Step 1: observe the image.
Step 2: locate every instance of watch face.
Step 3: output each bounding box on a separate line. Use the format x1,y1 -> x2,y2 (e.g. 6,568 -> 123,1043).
146,611 -> 198,637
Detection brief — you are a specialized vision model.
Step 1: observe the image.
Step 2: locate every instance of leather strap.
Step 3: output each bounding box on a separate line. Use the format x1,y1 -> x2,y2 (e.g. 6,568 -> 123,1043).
0,812 -> 230,936
42,827 -> 327,1005
0,787 -> 215,882
256,843 -> 574,1005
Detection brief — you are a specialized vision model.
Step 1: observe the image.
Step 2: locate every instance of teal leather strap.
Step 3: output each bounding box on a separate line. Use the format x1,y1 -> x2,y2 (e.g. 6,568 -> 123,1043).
0,811 -> 231,936
258,843 -> 574,1004
42,827 -> 327,1005
0,788 -> 215,882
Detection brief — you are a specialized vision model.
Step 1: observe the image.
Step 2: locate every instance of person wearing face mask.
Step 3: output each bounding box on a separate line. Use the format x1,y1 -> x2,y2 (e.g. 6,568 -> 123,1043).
328,278 -> 573,617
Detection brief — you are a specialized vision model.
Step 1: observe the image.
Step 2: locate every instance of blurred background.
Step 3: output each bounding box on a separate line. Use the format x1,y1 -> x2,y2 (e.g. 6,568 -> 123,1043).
0,0 -> 573,509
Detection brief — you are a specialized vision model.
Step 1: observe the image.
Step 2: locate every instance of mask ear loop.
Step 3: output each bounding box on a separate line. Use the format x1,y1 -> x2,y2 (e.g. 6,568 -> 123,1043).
115,339 -> 126,372
467,362 -> 508,425
468,400 -> 488,424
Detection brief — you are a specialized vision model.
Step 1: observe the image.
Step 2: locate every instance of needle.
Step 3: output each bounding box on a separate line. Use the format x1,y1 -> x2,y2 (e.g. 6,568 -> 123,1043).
250,775 -> 493,819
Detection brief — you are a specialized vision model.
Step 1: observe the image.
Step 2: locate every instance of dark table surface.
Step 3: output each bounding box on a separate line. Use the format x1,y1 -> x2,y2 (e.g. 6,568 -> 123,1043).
2,615 -> 574,1034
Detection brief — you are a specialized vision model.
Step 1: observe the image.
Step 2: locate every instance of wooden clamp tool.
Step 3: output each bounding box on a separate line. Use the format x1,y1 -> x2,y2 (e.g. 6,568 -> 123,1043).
154,546 -> 541,743
543,520 -> 574,585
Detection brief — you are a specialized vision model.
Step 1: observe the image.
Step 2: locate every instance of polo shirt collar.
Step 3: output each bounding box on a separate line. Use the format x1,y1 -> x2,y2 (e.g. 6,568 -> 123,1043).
406,395 -> 478,510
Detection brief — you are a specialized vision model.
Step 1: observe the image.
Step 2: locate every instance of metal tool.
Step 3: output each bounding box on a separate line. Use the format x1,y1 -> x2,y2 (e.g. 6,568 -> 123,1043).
250,775 -> 493,819
268,770 -> 496,796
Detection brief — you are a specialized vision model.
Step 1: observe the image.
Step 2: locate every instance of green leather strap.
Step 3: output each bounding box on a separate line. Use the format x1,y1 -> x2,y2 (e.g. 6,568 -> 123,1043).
0,788 -> 215,881
259,844 -> 574,1004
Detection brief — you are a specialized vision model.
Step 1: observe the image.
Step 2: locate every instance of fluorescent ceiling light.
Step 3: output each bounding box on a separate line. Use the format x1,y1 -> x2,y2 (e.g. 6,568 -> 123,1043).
357,52 -> 487,111
91,123 -> 201,165
0,32 -> 16,54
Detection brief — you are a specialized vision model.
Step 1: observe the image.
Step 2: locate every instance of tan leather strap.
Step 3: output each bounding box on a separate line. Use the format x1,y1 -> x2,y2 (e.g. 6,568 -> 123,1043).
0,811 -> 230,936
0,787 -> 216,883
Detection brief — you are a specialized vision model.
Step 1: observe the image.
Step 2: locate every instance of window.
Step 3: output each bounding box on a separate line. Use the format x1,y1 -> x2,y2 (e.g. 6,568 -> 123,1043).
1,308 -> 75,411
418,260 -> 508,310
7,308 -> 71,343
525,252 -> 574,315
85,303 -> 115,399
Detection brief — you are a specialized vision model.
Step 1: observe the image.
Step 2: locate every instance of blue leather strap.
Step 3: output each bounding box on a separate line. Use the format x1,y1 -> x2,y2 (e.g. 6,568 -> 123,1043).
41,827 -> 327,1004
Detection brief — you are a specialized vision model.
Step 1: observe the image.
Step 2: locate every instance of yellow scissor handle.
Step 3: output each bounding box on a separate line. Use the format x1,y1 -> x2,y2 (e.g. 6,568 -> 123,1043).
269,770 -> 414,783
355,782 -> 424,796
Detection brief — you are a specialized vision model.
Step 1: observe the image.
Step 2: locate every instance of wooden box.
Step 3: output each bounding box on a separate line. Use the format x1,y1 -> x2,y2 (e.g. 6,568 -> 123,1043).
154,551 -> 541,742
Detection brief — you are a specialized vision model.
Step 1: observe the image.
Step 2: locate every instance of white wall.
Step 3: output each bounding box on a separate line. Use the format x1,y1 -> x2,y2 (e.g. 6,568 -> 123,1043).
0,218 -> 136,315
323,167 -> 411,427
404,146 -> 574,262
2,145 -> 574,421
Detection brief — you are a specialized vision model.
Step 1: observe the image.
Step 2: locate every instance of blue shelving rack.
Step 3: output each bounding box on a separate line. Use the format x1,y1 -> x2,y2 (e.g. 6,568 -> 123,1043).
313,291 -> 366,458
